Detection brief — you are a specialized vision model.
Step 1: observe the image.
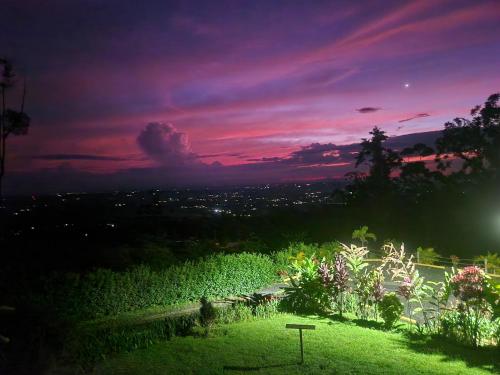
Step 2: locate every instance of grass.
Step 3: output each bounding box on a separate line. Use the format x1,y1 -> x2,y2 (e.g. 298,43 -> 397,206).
93,314 -> 498,375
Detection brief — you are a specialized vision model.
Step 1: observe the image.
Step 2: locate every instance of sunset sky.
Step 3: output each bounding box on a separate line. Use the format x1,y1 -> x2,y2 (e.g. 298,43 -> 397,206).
2,0 -> 500,193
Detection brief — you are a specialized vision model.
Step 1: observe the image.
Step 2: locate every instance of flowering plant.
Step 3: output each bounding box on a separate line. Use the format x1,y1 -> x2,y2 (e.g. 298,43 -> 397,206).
450,266 -> 486,302
448,266 -> 491,347
397,276 -> 413,300
382,243 -> 432,329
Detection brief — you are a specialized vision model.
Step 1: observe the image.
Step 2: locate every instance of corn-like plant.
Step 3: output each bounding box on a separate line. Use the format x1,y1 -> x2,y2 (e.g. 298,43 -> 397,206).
381,243 -> 433,330
340,243 -> 369,275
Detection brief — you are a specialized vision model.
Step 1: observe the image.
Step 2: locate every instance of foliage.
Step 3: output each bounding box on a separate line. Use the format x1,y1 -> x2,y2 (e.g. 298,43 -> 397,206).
273,242 -> 319,274
474,252 -> 500,274
449,266 -> 491,347
416,247 -> 440,265
355,127 -> 402,186
199,297 -> 216,333
440,310 -> 499,347
426,276 -> 452,334
332,254 -> 350,317
283,253 -> 328,313
0,58 -> 30,199
67,312 -> 199,367
352,226 -> 377,247
318,241 -> 343,262
382,243 -> 433,330
32,253 -> 278,320
215,303 -> 253,324
436,93 -> 500,174
340,243 -> 369,276
379,293 -> 404,329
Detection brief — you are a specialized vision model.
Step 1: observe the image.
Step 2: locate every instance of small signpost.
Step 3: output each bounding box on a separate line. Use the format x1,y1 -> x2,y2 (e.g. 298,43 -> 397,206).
285,323 -> 315,364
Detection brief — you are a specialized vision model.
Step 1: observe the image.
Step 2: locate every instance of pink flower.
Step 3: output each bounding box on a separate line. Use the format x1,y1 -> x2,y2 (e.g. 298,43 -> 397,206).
397,276 -> 413,300
450,266 -> 485,302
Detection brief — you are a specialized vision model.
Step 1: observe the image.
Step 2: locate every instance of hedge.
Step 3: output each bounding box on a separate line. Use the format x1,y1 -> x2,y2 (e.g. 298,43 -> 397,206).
33,252 -> 278,320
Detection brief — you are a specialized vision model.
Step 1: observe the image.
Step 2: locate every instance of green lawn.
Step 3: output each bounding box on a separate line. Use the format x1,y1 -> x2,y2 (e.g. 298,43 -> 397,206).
93,314 -> 498,375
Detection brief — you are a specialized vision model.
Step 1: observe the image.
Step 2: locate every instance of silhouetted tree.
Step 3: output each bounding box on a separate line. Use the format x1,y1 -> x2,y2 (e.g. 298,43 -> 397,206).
355,127 -> 401,188
436,93 -> 500,175
0,58 -> 30,200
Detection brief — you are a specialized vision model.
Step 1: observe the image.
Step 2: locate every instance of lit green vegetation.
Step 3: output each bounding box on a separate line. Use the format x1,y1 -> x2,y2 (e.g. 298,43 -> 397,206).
94,314 -> 498,375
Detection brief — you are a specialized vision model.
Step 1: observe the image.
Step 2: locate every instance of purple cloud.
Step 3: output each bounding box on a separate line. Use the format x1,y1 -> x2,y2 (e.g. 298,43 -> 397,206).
33,154 -> 128,161
398,113 -> 430,123
356,107 -> 382,114
137,122 -> 198,166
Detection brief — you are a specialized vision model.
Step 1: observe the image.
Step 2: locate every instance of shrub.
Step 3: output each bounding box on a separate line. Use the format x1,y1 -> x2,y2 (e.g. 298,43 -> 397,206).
331,255 -> 350,317
273,242 -> 319,273
382,243 -> 433,330
449,266 -> 490,347
379,293 -> 403,329
33,252 -> 278,321
318,241 -> 342,262
474,252 -> 500,274
417,247 -> 440,265
215,303 -> 253,324
254,299 -> 280,319
67,313 -> 199,368
352,226 -> 376,247
200,297 -> 216,331
282,253 -> 328,313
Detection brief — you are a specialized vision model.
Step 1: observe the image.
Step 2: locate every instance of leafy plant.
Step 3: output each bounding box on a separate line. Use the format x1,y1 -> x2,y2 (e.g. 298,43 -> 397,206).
340,243 -> 372,318
426,276 -> 452,334
283,254 -> 328,313
352,226 -> 377,247
32,252 -> 278,321
379,293 -> 403,329
382,243 -> 432,330
340,243 -> 369,276
416,247 -> 440,265
474,252 -> 500,274
332,255 -> 351,317
449,266 -> 491,346
200,297 -> 216,335
318,241 -> 342,262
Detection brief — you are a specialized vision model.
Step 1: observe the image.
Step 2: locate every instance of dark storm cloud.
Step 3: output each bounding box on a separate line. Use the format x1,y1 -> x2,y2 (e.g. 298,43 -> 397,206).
356,107 -> 381,114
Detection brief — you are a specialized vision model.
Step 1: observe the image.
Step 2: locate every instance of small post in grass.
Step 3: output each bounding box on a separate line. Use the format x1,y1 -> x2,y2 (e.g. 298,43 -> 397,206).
286,323 -> 315,364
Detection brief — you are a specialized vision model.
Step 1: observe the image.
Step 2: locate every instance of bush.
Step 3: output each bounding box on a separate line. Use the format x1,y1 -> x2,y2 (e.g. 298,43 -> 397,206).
417,247 -> 440,265
449,266 -> 491,346
282,254 -> 329,313
474,252 -> 500,274
33,252 -> 278,320
215,303 -> 254,324
67,313 -> 199,368
379,293 -> 404,329
272,242 -> 319,273
200,297 -> 216,329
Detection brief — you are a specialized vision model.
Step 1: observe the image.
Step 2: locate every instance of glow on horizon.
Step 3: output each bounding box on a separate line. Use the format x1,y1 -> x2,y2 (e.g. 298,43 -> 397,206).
1,0 -> 500,192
